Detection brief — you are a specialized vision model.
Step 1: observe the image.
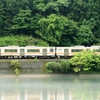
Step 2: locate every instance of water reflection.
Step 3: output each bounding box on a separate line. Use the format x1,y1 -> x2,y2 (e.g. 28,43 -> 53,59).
0,75 -> 100,100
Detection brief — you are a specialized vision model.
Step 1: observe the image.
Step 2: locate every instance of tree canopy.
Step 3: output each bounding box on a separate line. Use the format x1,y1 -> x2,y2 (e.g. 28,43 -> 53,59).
0,0 -> 100,46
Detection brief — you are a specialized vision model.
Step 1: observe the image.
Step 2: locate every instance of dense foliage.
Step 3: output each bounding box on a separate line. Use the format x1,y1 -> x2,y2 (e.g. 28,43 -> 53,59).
46,51 -> 100,74
70,50 -> 100,73
0,35 -> 49,46
46,60 -> 70,73
0,0 -> 99,46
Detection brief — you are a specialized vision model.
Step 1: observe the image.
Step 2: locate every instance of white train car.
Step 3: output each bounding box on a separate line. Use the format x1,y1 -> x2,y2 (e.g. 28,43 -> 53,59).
56,46 -> 95,58
24,46 -> 56,58
0,46 -> 20,58
56,47 -> 70,58
90,46 -> 100,55
0,46 -> 100,59
70,46 -> 100,55
69,46 -> 88,56
0,46 -> 56,58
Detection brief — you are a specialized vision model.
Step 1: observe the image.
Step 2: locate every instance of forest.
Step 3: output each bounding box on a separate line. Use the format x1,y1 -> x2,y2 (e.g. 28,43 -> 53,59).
0,0 -> 100,46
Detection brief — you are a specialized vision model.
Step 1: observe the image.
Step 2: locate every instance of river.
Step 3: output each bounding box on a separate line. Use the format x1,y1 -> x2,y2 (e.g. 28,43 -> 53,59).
0,74 -> 100,100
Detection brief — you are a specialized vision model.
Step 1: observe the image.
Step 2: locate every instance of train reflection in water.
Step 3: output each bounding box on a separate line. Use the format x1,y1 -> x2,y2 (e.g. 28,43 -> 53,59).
0,75 -> 100,100
0,89 -> 100,100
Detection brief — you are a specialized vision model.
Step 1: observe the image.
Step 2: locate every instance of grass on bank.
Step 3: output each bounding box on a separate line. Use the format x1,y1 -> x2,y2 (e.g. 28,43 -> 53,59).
10,60 -> 21,75
0,35 -> 49,46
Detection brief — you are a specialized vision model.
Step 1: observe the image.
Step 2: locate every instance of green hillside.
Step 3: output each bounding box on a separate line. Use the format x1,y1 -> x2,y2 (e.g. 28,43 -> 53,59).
0,0 -> 99,46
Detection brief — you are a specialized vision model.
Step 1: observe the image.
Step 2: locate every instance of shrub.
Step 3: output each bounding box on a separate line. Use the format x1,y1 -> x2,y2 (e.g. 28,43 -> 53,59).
60,59 -> 70,73
10,60 -> 21,75
33,58 -> 38,62
46,62 -> 53,73
70,50 -> 100,73
46,62 -> 60,73
46,60 -> 71,74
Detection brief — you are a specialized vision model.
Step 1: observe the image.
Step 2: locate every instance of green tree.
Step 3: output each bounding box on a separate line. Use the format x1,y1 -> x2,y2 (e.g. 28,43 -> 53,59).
75,25 -> 95,46
0,0 -> 30,36
67,0 -> 100,45
11,10 -> 32,35
60,19 -> 79,46
0,0 -> 99,46
32,0 -> 69,16
70,50 -> 100,73
36,14 -> 67,45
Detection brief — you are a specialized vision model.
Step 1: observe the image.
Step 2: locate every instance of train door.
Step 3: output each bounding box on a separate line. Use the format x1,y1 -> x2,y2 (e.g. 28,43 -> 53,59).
64,49 -> 69,56
42,49 -> 47,56
20,49 -> 25,56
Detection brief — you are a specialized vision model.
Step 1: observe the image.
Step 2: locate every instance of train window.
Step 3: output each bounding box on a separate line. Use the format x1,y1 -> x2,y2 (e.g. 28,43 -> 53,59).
20,49 -> 24,53
58,49 -> 62,51
27,49 -> 40,52
5,49 -> 17,52
64,49 -> 68,52
50,48 -> 54,52
94,49 -> 100,52
72,49 -> 82,52
43,49 -> 47,52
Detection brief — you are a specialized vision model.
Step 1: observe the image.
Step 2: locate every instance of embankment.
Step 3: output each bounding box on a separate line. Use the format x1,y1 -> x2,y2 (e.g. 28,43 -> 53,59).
0,59 -> 60,74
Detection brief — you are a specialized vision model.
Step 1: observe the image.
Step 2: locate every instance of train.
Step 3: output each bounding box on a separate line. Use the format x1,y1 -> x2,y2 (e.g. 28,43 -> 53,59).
0,46 -> 100,59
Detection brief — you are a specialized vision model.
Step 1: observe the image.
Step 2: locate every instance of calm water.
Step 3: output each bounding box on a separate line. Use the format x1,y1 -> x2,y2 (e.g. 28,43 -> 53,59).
0,74 -> 100,100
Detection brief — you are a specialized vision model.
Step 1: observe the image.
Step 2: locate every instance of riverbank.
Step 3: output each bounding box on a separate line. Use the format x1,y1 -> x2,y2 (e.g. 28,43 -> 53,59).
0,59 -> 61,74
0,57 -> 100,75
1,74 -> 100,78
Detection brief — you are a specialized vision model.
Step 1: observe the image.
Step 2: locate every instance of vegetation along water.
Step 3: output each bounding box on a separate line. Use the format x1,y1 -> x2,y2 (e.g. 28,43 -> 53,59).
46,50 -> 100,74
